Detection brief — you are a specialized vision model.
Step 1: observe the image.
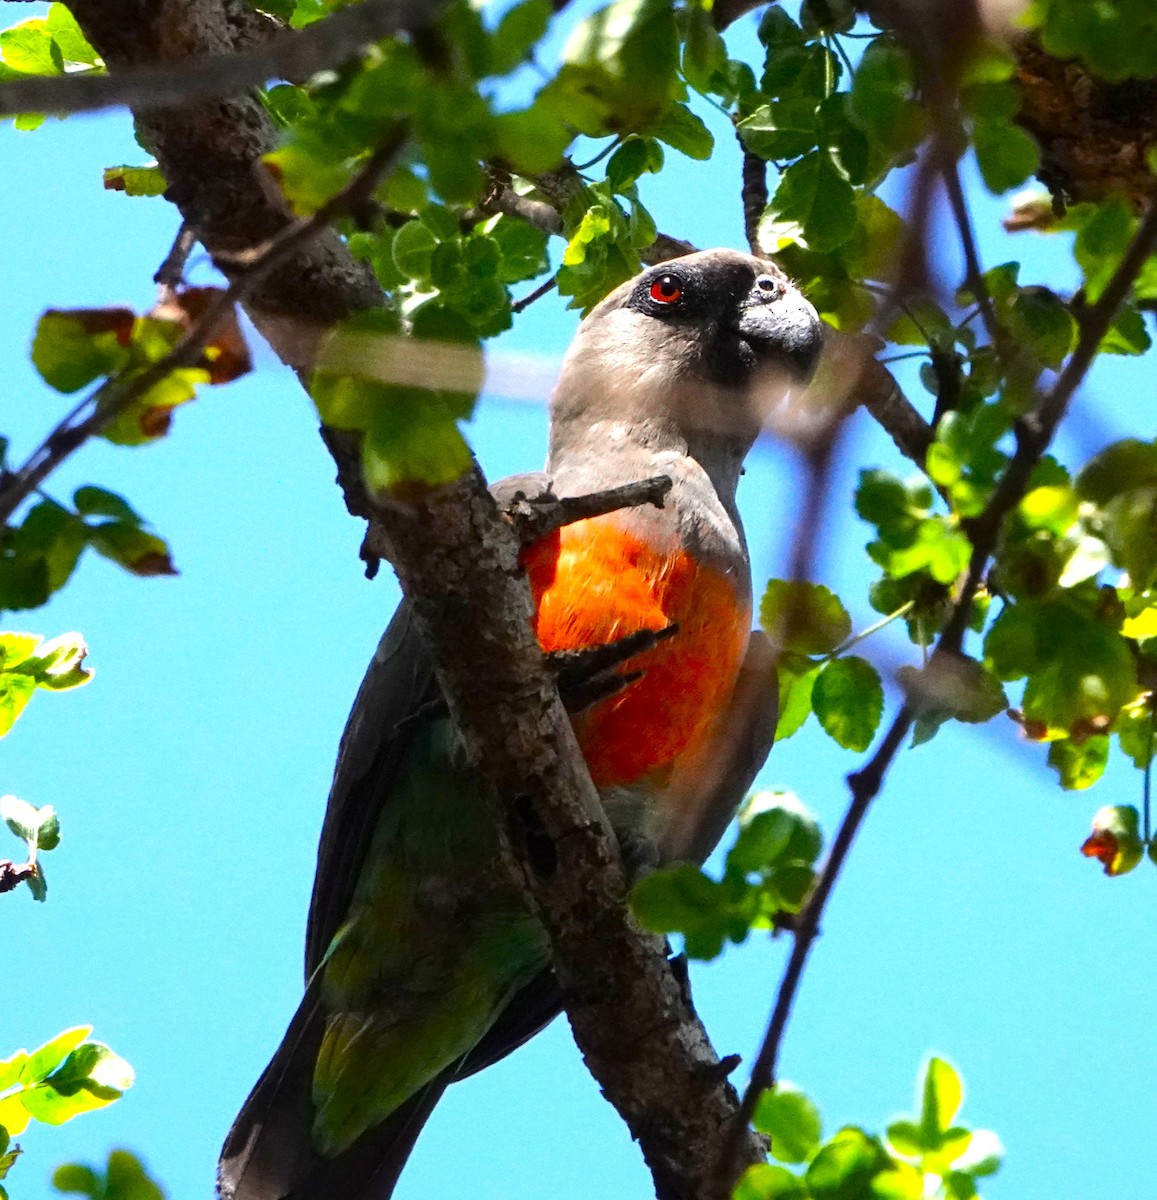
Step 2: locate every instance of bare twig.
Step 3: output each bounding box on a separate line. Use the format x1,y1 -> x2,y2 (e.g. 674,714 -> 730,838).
726,204 -> 1157,1179
942,156 -> 1003,356
0,0 -> 441,117
739,136 -> 769,256
0,132 -> 408,529
511,275 -> 557,314
153,222 -> 198,292
506,475 -> 673,543
728,705 -> 913,1155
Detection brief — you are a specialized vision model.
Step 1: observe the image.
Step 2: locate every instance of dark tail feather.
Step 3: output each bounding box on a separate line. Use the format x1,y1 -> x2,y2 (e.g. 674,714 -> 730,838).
217,984 -> 448,1200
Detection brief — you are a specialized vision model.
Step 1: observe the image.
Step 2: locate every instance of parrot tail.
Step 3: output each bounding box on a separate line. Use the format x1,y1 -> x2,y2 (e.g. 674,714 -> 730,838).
216,982 -> 448,1200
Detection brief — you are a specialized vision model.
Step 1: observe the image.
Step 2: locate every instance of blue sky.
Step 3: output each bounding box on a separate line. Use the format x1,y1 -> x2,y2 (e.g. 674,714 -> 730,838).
1,3 -> 1155,1198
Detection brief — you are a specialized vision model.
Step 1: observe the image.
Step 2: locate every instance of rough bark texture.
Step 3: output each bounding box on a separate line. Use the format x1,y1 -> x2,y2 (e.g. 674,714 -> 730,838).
69,0 -> 384,370
1012,32 -> 1157,210
68,3 -> 766,1196
352,464 -> 765,1199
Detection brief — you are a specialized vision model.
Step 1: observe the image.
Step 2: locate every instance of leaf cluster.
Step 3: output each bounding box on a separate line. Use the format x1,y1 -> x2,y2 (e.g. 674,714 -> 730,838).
737,1058 -> 1002,1200
632,790 -> 822,959
0,1029 -> 133,1136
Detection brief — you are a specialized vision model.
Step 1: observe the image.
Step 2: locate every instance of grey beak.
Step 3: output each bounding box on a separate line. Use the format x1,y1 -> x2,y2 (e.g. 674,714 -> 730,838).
734,273 -> 824,377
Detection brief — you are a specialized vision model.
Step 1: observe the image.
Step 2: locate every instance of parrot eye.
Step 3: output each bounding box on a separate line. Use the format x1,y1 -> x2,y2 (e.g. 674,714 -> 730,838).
649,275 -> 683,305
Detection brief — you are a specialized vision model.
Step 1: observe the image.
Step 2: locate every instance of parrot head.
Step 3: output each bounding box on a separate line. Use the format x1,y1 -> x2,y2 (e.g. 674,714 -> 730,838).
547,249 -> 824,465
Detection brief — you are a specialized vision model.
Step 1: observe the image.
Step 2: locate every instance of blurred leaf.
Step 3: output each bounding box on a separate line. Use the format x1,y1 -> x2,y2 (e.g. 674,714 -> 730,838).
812,656 -> 883,751
733,1162 -> 808,1200
754,1083 -> 823,1164
32,309 -> 133,393
102,165 -> 166,197
760,580 -> 852,656
1081,804 -> 1144,876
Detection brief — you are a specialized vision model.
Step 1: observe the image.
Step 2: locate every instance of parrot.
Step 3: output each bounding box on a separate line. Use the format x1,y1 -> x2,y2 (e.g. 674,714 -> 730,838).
217,248 -> 823,1200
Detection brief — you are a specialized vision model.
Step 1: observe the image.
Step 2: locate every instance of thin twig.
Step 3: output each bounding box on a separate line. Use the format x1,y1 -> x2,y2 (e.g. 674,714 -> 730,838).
726,205 -> 1157,1185
0,0 -> 442,117
512,274 -> 557,314
942,155 -> 1004,357
738,133 -> 769,256
726,704 -> 913,1161
0,132 -> 408,529
153,222 -> 197,292
942,199 -> 1157,656
506,475 -> 672,544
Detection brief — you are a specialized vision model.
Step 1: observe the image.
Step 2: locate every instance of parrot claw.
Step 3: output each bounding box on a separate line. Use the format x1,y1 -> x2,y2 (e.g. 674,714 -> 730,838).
549,624 -> 679,713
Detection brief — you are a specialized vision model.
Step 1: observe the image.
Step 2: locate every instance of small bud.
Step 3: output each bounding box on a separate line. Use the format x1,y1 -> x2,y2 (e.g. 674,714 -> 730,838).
1081,806 -> 1144,876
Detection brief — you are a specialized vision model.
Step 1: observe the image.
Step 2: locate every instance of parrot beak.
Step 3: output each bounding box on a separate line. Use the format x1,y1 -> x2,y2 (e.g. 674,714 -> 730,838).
731,271 -> 824,380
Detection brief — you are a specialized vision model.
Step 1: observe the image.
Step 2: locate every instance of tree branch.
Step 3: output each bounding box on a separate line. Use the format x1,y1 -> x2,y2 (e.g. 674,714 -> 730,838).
68,0 -> 386,373
0,133 -> 407,530
59,4 -> 767,1195
0,0 -> 441,117
729,193 -> 1157,1181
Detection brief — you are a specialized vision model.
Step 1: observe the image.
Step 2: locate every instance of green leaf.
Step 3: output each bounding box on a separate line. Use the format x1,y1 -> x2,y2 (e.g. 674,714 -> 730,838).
768,151 -> 856,252
0,20 -> 65,76
973,119 -> 1040,193
391,220 -> 438,281
0,677 -> 36,738
1073,197 -> 1133,303
89,523 -> 178,578
102,165 -> 167,197
775,656 -> 820,741
898,656 -> 1007,731
557,0 -> 680,133
1008,287 -> 1076,368
492,104 -> 572,174
847,37 -> 924,159
806,1127 -> 890,1199
630,863 -> 729,959
1047,735 -> 1109,789
1076,438 -> 1157,504
759,580 -> 852,655
20,1027 -> 91,1086
682,4 -> 728,94
490,0 -> 552,75
51,1163 -> 101,1197
753,1083 -> 823,1164
733,1162 -> 808,1200
731,791 -> 822,875
31,310 -> 134,393
737,101 -> 819,161
605,136 -> 663,193
812,656 -> 883,751
0,1051 -> 28,1093
645,102 -> 714,160
45,4 -> 99,66
73,486 -> 141,524
921,1057 -> 964,1140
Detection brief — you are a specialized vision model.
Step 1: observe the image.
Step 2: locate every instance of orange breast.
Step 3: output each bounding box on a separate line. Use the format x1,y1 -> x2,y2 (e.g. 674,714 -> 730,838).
522,515 -> 750,788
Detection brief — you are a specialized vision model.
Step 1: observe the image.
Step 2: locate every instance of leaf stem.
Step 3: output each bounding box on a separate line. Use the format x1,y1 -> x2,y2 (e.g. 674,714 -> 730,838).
826,601 -> 914,662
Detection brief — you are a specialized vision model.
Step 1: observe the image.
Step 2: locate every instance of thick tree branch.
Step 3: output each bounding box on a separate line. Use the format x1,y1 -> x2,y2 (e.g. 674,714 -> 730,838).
68,0 -> 385,372
60,4 -> 767,1195
0,0 -> 439,117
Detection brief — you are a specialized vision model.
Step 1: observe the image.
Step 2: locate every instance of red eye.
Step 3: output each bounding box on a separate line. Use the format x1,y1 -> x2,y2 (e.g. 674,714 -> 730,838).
649,275 -> 683,304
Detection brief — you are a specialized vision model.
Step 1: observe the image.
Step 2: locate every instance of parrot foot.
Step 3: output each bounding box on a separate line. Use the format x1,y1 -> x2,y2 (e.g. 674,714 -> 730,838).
549,624 -> 679,713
